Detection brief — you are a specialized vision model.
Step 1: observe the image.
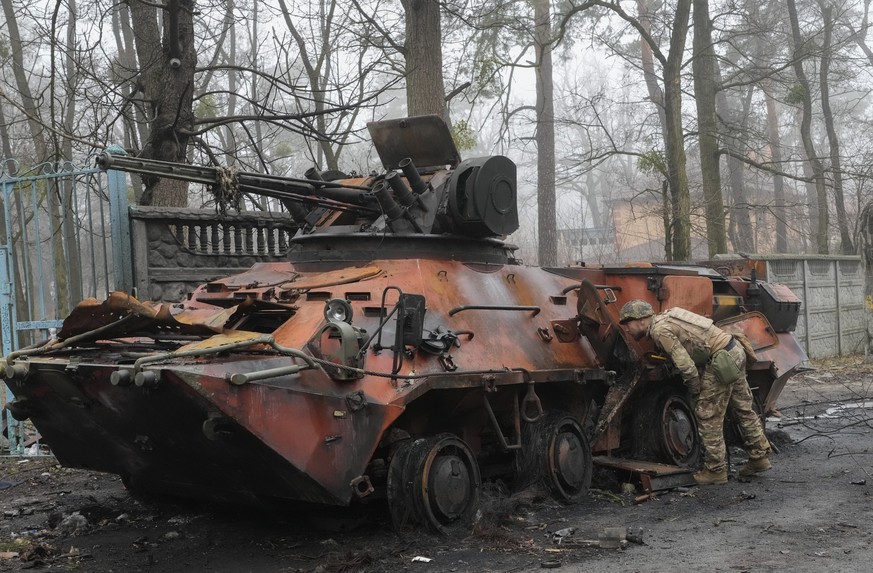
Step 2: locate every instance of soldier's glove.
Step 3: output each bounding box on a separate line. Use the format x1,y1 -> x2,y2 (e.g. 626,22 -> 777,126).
685,376 -> 701,395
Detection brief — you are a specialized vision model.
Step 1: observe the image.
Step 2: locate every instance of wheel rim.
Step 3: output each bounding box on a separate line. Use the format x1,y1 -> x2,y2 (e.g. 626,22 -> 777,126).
547,418 -> 591,500
661,396 -> 698,465
414,435 -> 481,533
428,453 -> 472,521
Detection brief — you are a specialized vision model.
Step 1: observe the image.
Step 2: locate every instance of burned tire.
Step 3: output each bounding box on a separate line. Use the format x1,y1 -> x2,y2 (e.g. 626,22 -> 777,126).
516,412 -> 592,503
632,386 -> 702,467
387,434 -> 481,534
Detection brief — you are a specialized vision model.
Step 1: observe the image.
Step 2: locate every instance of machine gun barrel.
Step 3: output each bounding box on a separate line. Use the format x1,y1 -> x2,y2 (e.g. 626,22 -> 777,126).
95,153 -> 374,209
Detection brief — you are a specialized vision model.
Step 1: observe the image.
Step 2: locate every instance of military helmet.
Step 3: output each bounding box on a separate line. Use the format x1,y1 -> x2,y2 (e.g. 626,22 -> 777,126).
619,299 -> 654,324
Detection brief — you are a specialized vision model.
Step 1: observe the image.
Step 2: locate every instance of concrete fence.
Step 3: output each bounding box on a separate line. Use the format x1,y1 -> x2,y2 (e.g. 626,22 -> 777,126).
715,255 -> 865,360
129,206 -> 299,302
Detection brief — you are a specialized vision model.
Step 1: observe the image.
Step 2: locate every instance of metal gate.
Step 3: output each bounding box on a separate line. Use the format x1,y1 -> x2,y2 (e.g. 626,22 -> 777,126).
0,153 -> 131,453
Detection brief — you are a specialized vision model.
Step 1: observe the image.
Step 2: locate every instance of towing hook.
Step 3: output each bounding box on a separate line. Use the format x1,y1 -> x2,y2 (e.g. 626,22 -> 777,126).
521,383 -> 544,423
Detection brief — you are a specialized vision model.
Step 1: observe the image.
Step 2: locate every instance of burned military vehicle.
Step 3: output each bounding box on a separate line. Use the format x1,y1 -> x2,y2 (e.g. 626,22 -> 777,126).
2,116 -> 807,532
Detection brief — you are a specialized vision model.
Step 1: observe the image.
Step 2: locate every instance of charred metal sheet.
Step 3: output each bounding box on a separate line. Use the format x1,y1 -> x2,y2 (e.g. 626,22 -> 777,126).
204,263 -> 300,290
57,292 -> 255,340
280,266 -> 382,291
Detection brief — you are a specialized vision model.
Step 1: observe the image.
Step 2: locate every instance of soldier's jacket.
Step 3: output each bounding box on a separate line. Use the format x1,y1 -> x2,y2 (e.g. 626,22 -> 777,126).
648,307 -> 732,382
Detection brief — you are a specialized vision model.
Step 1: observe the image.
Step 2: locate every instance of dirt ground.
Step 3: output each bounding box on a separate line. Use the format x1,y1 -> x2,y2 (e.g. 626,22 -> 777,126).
2,357 -> 873,573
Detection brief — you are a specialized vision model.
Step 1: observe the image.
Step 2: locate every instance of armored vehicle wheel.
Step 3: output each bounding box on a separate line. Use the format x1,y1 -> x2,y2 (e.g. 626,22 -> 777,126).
517,412 -> 592,503
633,386 -> 702,467
387,434 -> 481,534
386,439 -> 415,532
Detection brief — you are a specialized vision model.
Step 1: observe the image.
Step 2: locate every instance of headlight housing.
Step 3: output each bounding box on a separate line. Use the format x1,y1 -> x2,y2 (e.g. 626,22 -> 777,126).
324,298 -> 354,324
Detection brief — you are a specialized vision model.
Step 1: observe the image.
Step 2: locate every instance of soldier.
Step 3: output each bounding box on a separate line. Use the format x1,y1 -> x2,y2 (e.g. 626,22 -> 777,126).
618,300 -> 772,485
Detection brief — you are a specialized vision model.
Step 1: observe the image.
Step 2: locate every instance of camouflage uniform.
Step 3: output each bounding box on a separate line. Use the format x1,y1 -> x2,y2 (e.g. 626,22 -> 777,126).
648,307 -> 771,473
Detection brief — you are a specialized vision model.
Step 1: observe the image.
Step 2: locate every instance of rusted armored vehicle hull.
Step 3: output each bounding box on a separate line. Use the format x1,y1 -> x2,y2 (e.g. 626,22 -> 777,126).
3,117 -> 808,532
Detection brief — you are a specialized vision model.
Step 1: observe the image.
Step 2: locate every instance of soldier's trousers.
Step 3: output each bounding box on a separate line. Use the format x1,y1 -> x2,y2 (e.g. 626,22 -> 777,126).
694,344 -> 771,472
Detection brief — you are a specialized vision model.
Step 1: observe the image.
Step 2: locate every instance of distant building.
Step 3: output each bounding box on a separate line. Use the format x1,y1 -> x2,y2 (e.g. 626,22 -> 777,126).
556,190 -> 809,265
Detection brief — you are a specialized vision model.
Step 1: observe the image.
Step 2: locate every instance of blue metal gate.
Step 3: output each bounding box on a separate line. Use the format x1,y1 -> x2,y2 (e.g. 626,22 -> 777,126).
0,154 -> 131,453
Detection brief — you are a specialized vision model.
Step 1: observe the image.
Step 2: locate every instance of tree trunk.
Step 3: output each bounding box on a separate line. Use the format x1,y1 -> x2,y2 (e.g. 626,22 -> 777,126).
661,180 -> 673,261
128,0 -> 196,207
663,0 -> 693,261
113,2 -> 145,150
799,133 -> 818,253
818,4 -> 854,254
0,103 -> 12,159
636,0 -> 668,136
2,0 -> 49,162
533,0 -> 557,266
851,0 -> 873,67
786,0 -> 828,254
636,0 -> 674,256
583,171 -> 603,228
59,0 -> 82,308
860,202 -> 873,362
692,0 -> 726,257
717,85 -> 755,253
400,0 -> 448,122
763,82 -> 788,253
224,1 -> 238,166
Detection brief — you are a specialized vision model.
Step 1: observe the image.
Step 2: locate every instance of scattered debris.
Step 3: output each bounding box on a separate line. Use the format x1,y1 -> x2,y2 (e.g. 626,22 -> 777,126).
851,479 -> 866,486
168,514 -> 200,525
598,527 -> 626,549
634,493 -> 657,504
19,541 -> 54,564
0,479 -> 23,490
626,527 -> 645,545
551,527 -> 576,543
548,526 -> 636,550
55,511 -> 88,535
161,531 -> 181,541
131,535 -> 150,552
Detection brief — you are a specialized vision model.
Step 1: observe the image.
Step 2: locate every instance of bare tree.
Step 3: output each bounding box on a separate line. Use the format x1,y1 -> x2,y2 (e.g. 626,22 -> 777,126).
533,0 -> 557,266
763,82 -> 788,252
692,0 -> 726,257
818,2 -> 854,254
786,0 -> 829,254
2,0 -> 49,162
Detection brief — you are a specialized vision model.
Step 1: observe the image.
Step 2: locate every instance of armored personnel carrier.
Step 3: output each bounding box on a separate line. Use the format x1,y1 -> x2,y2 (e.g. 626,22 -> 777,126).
2,116 -> 807,532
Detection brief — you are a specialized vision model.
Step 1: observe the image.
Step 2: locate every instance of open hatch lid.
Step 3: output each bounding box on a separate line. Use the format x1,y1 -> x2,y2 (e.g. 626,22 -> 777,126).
367,115 -> 461,172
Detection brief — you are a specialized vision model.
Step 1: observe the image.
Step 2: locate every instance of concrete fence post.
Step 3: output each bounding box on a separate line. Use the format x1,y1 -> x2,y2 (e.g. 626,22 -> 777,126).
105,145 -> 134,295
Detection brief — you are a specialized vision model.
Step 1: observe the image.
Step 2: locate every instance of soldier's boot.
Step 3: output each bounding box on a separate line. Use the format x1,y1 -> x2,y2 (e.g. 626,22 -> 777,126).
739,456 -> 772,477
692,468 -> 728,485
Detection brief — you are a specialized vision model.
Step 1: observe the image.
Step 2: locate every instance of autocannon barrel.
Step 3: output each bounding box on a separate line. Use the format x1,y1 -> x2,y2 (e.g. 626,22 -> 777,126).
96,153 -> 374,208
